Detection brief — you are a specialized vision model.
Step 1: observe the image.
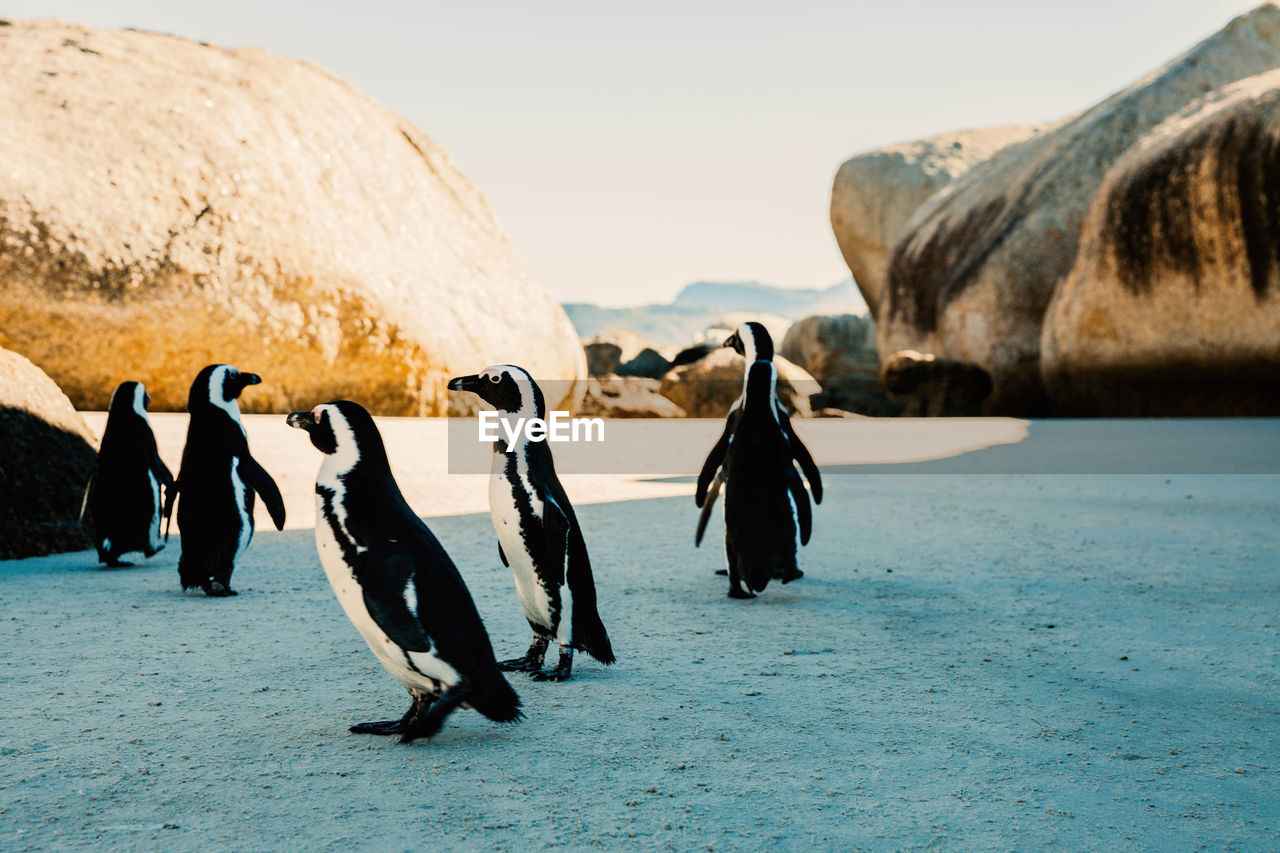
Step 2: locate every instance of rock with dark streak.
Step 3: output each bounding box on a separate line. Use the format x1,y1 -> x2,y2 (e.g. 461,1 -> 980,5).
1043,70 -> 1280,415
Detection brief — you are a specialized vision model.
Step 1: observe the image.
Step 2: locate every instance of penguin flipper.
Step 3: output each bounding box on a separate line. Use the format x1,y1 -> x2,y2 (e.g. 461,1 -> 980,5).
239,454 -> 286,530
361,550 -> 433,653
498,543 -> 509,567
787,467 -> 812,546
162,479 -> 179,541
695,415 -> 734,508
779,407 -> 822,504
694,472 -> 723,547
151,452 -> 175,489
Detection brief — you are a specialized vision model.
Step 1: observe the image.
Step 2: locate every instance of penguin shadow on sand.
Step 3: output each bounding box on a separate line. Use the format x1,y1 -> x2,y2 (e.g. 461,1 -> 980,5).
449,365 -> 616,684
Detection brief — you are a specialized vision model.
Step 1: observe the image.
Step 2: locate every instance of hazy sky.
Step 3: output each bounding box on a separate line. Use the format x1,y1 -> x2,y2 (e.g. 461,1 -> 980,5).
7,1 -> 1260,305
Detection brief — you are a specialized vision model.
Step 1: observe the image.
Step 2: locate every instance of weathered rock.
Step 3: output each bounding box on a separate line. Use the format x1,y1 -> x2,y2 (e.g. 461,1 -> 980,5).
0,20 -> 584,416
1042,70 -> 1280,415
0,348 -> 97,559
880,2 -> 1280,414
578,376 -> 687,418
780,313 -> 895,415
880,350 -> 992,417
658,348 -> 818,418
618,348 -> 671,380
831,125 -> 1047,316
584,342 -> 623,377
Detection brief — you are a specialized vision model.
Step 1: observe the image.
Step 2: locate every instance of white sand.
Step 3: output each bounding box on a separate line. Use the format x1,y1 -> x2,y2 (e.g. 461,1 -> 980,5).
2,416 -> 1277,850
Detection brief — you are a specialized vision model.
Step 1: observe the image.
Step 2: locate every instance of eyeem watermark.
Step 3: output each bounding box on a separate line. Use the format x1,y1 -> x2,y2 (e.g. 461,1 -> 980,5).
478,411 -> 605,444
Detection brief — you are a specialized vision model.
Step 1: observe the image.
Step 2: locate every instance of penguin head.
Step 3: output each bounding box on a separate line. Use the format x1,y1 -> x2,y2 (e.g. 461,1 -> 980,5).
447,365 -> 545,418
722,322 -> 774,363
189,364 -> 261,421
287,400 -> 388,476
108,381 -> 151,419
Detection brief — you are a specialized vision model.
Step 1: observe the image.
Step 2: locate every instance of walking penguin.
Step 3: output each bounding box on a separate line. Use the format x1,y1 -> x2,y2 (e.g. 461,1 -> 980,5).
86,381 -> 173,567
448,366 -> 615,681
695,321 -> 822,598
287,400 -> 522,742
167,364 -> 285,596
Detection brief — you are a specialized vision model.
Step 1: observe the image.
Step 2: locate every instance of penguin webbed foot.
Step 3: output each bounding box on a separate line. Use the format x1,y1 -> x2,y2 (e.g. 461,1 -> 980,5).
399,684 -> 471,744
776,566 -> 804,584
350,719 -> 407,735
530,649 -> 573,682
714,569 -> 728,576
498,636 -> 550,673
202,580 -> 238,597
727,586 -> 756,599
103,558 -> 135,568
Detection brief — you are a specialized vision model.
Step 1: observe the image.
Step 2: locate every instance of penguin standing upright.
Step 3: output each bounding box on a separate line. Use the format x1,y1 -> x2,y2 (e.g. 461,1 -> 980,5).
86,381 -> 173,567
167,364 -> 285,596
695,322 -> 822,598
287,401 -> 521,742
448,366 -> 614,682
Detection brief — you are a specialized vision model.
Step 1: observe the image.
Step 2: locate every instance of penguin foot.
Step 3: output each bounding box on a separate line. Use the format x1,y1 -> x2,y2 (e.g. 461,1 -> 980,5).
498,657 -> 543,673
714,569 -> 728,576
350,719 -> 406,735
530,649 -> 573,682
399,684 -> 471,744
778,568 -> 804,584
727,586 -> 756,599
104,558 -> 135,568
144,544 -> 166,558
202,581 -> 238,597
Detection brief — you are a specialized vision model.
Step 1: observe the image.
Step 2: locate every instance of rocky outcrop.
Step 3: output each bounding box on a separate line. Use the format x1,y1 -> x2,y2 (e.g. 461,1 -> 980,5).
0,20 -> 584,416
880,350 -> 992,417
0,348 -> 97,559
578,376 -> 687,418
878,2 -> 1280,414
831,125 -> 1046,316
658,349 -> 818,418
780,314 -> 894,414
1042,70 -> 1280,415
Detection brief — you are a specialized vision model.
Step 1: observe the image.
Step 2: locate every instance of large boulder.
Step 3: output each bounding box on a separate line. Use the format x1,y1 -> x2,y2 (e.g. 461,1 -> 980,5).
0,348 -> 97,559
780,313 -> 895,415
1042,70 -> 1280,415
831,125 -> 1046,316
879,2 -> 1280,414
880,350 -> 992,417
658,348 -> 818,418
0,20 -> 584,416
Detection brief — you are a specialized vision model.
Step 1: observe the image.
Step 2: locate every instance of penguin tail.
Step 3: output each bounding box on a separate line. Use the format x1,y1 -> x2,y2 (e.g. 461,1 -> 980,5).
577,614 -> 616,666
471,674 -> 523,724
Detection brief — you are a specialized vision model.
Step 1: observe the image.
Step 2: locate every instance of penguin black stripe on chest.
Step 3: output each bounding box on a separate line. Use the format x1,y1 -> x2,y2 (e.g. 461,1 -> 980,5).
449,365 -> 615,682
695,322 -> 822,598
170,364 -> 285,596
87,381 -> 173,568
289,400 -> 521,743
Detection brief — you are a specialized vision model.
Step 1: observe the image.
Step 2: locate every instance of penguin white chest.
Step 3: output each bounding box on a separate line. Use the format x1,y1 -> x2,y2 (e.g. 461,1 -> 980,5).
146,469 -> 162,551
488,456 -> 554,630
313,498 -> 458,693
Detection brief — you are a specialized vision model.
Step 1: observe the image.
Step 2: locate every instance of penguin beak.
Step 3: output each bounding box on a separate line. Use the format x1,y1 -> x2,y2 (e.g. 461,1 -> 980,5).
447,375 -> 481,393
723,332 -> 739,351
230,372 -> 262,397
286,411 -> 315,431
143,392 -> 152,409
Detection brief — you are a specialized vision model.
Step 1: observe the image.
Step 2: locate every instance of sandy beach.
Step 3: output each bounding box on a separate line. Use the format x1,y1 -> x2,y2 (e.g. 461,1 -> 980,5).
2,415 -> 1278,850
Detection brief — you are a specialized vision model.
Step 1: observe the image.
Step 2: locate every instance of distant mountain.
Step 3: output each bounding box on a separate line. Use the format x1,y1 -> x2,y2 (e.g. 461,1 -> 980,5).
564,279 -> 866,346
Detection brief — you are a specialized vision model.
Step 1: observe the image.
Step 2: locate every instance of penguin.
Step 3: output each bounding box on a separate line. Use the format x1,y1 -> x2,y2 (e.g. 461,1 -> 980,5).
167,364 -> 285,596
694,322 -> 822,597
85,381 -> 173,567
287,401 -> 522,742
447,366 -> 615,682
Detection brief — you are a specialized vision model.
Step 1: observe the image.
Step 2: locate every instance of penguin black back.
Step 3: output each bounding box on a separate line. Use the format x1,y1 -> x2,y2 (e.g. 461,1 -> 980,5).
88,381 -> 172,566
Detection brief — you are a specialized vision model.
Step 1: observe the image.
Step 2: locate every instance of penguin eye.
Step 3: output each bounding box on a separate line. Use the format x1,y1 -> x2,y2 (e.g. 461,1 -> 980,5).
488,373 -> 502,384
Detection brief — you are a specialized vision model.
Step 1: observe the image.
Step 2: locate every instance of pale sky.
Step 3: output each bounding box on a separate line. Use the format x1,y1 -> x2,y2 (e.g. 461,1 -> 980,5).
6,1 -> 1261,305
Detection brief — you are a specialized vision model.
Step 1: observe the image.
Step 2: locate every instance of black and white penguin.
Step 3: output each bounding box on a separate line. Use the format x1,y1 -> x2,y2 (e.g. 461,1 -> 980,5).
287,401 -> 522,742
86,381 -> 173,567
695,322 -> 822,597
167,364 -> 285,596
448,366 -> 615,682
